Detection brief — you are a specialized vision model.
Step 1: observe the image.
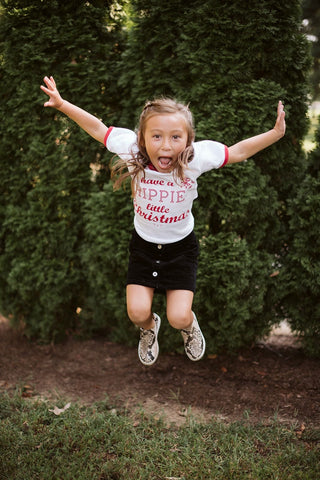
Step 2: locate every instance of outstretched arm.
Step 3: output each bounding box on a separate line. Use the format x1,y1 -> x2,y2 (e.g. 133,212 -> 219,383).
227,101 -> 286,164
40,76 -> 108,144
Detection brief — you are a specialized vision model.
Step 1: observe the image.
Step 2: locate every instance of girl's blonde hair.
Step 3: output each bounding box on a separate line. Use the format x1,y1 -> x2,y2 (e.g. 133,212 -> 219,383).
111,97 -> 195,194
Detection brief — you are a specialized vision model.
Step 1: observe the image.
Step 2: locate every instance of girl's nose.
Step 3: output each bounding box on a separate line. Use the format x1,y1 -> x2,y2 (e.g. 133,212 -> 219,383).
161,137 -> 171,149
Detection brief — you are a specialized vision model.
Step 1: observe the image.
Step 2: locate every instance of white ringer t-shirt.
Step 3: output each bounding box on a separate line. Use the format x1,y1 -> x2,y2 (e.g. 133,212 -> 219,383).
105,127 -> 228,244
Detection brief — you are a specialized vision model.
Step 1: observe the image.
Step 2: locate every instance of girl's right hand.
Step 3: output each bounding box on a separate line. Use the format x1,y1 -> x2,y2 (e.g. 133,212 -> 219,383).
40,76 -> 64,109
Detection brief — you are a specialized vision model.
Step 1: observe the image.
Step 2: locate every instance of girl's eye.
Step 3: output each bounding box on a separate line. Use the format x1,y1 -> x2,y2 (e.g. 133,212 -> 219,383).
153,134 -> 161,139
173,135 -> 180,140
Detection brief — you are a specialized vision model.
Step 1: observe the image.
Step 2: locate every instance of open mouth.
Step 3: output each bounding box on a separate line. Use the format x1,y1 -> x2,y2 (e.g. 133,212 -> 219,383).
158,156 -> 173,169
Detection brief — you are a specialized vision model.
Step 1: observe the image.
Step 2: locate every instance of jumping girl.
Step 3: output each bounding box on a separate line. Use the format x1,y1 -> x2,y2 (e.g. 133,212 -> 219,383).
41,76 -> 286,366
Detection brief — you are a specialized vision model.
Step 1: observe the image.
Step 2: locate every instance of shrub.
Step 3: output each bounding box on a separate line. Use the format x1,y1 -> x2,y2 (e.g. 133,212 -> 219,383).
0,0 -> 125,341
194,233 -> 273,354
115,0 -> 310,352
0,0 -> 314,353
280,124 -> 320,357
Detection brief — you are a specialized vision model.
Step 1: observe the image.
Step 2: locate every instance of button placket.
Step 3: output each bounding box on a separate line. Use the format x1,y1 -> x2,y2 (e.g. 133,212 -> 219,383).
152,244 -> 162,281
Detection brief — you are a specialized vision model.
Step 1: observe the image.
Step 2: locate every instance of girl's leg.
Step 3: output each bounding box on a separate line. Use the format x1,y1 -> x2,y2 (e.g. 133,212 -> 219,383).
166,289 -> 206,361
126,284 -> 155,329
166,289 -> 194,330
127,284 -> 161,366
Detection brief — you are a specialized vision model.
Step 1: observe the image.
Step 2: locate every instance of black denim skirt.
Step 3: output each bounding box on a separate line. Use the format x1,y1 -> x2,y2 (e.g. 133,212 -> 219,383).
126,230 -> 199,293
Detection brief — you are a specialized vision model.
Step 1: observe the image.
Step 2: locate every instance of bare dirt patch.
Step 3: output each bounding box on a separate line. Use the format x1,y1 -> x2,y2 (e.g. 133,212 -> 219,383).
0,314 -> 319,427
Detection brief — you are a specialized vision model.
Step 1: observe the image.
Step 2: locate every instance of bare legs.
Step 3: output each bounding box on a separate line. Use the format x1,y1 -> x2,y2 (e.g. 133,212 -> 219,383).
127,284 -> 205,363
126,284 -> 194,330
126,285 -> 155,330
166,289 -> 194,329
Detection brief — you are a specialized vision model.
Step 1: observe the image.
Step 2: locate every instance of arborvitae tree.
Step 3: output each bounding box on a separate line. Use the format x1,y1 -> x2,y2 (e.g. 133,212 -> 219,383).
280,123 -> 320,357
80,183 -> 134,340
114,0 -> 311,353
0,0 -> 125,341
0,0 -> 314,354
302,0 -> 320,100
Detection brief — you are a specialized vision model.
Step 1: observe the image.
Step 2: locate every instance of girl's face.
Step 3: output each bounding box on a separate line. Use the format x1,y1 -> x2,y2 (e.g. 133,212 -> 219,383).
142,113 -> 189,173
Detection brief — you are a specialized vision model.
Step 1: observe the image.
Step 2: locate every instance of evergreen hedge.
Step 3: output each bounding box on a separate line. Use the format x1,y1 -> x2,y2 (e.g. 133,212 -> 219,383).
112,0 -> 311,353
280,123 -> 320,357
0,0 -> 125,341
0,0 -> 316,356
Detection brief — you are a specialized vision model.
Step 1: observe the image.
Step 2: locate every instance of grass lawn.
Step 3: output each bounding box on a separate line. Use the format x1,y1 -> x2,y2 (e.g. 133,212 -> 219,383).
0,392 -> 319,480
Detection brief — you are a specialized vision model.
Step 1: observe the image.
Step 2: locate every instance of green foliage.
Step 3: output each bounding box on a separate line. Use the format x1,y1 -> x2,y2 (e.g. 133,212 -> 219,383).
280,122 -> 320,357
79,183 -> 135,341
0,0 -> 317,354
80,182 -> 170,346
302,0 -> 320,100
0,0 -> 125,341
1,392 -> 320,479
194,233 -> 274,354
117,0 -> 311,352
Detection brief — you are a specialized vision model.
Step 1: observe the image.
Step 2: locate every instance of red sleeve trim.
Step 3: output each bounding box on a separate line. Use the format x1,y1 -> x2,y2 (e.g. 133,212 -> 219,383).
104,126 -> 114,147
220,145 -> 229,167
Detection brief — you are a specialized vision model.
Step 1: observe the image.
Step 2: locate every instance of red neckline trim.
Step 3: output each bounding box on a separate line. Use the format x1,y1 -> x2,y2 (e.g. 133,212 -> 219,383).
147,162 -> 157,171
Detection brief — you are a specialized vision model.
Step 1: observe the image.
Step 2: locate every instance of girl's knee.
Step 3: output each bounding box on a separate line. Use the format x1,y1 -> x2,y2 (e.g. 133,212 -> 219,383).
167,310 -> 193,330
166,289 -> 194,330
126,285 -> 154,328
127,304 -> 151,325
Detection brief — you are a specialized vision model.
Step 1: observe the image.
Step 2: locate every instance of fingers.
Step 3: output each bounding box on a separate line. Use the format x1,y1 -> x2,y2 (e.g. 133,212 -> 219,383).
41,76 -> 57,94
276,101 -> 285,126
40,76 -> 63,109
40,83 -> 52,107
41,77 -> 55,107
278,100 -> 285,117
41,75 -> 56,95
40,85 -> 50,95
42,75 -> 55,89
275,100 -> 286,137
